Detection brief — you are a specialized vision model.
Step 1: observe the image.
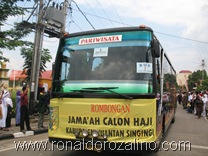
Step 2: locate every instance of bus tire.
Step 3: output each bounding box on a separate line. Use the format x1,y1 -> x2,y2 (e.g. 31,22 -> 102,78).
171,116 -> 175,124
162,115 -> 165,134
153,115 -> 165,152
153,137 -> 162,152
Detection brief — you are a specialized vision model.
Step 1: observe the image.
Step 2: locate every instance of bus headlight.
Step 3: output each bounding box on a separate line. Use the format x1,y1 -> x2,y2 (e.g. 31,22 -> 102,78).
74,130 -> 80,137
103,134 -> 108,139
82,130 -> 88,137
92,130 -> 98,138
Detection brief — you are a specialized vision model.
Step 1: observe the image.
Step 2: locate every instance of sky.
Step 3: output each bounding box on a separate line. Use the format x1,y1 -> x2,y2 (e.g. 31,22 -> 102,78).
2,0 -> 208,74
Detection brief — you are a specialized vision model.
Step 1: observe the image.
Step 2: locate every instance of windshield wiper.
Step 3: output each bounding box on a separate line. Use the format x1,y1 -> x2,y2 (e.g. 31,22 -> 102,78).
58,90 -> 103,98
71,90 -> 104,93
83,87 -> 133,99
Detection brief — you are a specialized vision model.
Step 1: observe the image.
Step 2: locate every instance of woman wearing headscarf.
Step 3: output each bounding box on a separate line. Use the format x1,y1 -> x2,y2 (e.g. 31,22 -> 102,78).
15,90 -> 21,126
0,83 -> 12,131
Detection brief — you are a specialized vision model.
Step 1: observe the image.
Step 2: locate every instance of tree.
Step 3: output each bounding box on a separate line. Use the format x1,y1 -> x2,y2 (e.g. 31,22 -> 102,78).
187,70 -> 207,91
0,0 -> 31,62
20,44 -> 52,84
163,73 -> 178,92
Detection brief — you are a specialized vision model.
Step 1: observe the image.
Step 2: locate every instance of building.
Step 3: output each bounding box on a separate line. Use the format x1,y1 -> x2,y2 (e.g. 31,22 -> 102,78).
9,70 -> 52,91
0,62 -> 9,86
176,70 -> 192,91
39,70 -> 52,91
9,70 -> 27,82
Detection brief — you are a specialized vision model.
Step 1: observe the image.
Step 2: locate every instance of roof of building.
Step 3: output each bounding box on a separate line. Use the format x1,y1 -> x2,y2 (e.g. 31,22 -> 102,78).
9,70 -> 27,81
40,70 -> 52,80
9,70 -> 52,81
179,70 -> 192,74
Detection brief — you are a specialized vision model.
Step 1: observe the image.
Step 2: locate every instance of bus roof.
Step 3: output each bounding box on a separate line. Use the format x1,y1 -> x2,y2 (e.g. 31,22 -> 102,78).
64,26 -> 154,38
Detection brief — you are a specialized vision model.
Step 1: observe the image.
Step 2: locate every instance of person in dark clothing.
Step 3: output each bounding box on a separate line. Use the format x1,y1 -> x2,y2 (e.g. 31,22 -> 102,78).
6,105 -> 12,128
38,87 -> 47,128
182,92 -> 188,109
177,93 -> 182,105
195,91 -> 203,119
20,86 -> 32,132
15,90 -> 21,126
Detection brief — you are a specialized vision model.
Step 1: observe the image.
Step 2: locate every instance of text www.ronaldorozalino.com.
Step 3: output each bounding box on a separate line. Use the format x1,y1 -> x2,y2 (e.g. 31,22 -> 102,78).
13,139 -> 192,151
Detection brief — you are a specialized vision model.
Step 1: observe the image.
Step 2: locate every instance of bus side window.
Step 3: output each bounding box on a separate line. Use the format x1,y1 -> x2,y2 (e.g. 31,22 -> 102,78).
156,59 -> 160,84
156,58 -> 161,113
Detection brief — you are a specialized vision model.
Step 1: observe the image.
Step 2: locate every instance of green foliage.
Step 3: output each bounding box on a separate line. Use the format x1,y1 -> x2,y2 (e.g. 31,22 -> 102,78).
188,70 -> 207,91
20,44 -> 52,83
164,74 -> 177,85
200,79 -> 208,90
0,0 -> 24,23
11,96 -> 16,118
0,0 -> 32,61
163,73 -> 178,92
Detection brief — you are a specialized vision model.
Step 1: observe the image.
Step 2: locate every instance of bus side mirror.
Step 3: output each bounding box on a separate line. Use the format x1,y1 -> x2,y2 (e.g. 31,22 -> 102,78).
152,40 -> 160,57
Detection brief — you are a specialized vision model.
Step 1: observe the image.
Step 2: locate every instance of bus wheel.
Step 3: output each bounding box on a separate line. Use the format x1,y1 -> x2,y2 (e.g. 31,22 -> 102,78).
162,115 -> 165,134
153,117 -> 165,152
153,135 -> 162,152
171,116 -> 175,123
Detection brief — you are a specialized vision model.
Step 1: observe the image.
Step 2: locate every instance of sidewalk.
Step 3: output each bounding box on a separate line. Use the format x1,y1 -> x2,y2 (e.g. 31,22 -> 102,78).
0,115 -> 49,141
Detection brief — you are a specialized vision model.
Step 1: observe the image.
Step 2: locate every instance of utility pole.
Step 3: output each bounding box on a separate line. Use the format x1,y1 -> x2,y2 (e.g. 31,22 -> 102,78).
61,0 -> 71,34
29,0 -> 45,114
29,0 -> 71,114
202,59 -> 205,81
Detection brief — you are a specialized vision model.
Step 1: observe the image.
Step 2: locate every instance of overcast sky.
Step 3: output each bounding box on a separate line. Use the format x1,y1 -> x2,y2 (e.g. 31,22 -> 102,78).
2,0 -> 208,73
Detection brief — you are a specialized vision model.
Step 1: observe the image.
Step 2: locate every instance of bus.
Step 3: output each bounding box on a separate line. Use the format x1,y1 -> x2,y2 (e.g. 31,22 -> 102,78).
48,25 -> 177,152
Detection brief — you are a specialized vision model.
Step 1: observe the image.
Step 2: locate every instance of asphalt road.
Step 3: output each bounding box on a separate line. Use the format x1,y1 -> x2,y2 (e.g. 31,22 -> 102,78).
0,104 -> 208,156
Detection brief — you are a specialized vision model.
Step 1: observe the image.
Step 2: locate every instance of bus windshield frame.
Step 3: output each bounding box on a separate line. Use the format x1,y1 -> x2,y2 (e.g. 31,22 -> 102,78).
53,30 -> 155,94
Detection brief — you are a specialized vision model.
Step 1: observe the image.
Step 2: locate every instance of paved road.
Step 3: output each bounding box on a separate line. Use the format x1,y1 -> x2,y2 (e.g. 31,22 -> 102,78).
0,104 -> 208,155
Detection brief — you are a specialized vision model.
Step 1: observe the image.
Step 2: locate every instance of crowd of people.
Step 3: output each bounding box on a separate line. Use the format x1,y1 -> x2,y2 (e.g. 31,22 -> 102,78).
178,90 -> 208,119
0,83 -> 50,133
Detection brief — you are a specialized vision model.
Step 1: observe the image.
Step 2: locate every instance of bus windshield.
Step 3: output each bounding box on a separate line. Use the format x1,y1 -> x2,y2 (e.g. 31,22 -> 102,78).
54,31 -> 154,94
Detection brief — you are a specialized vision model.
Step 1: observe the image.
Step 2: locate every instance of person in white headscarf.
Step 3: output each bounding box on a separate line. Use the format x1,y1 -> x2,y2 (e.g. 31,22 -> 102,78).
202,91 -> 208,117
0,83 -> 12,131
